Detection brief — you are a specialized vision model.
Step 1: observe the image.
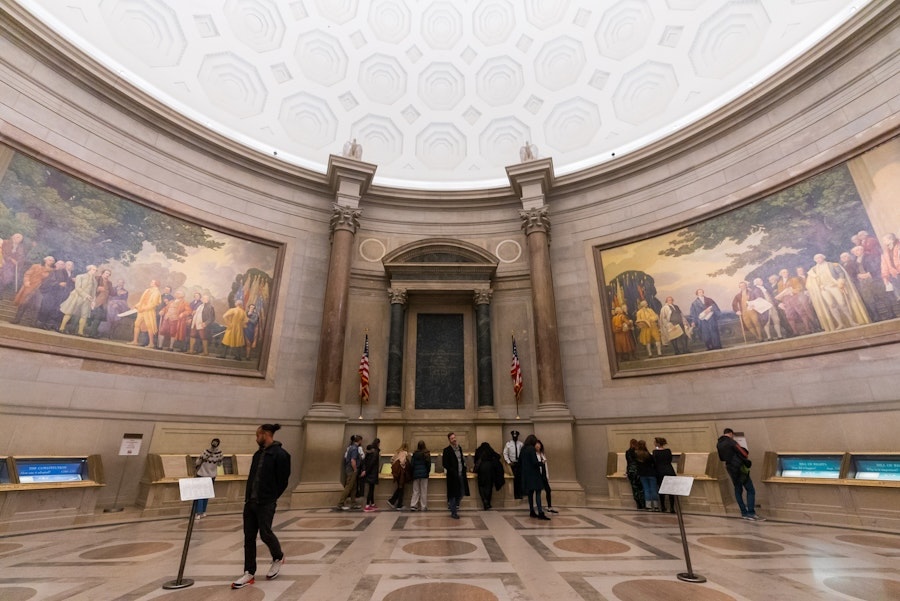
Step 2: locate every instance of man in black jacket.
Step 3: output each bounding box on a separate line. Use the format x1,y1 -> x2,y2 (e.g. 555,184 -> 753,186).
716,428 -> 765,522
232,423 -> 292,589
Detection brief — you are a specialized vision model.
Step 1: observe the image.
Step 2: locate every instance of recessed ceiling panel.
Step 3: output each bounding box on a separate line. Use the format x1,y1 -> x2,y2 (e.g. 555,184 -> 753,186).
18,0 -> 869,189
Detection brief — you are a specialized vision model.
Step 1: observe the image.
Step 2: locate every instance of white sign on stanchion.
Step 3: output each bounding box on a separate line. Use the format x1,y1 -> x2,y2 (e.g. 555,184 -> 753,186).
162,477 -> 215,590
658,475 -> 706,584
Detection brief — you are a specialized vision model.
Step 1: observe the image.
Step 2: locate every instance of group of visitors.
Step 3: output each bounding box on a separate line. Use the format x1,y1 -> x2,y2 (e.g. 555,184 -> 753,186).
334,430 -> 557,520
625,429 -> 765,522
335,435 -> 432,513
625,437 -> 677,513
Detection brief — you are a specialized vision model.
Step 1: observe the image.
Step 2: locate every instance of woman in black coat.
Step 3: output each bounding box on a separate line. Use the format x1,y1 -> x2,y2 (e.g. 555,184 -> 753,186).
473,442 -> 504,510
519,434 -> 549,520
653,437 -> 677,513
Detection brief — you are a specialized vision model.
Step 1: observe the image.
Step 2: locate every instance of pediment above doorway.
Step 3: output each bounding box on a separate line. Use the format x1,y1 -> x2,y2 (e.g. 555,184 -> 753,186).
382,239 -> 498,288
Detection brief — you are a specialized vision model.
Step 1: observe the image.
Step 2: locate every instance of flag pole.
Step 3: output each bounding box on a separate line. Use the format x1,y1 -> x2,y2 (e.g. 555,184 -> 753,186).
512,332 -> 520,419
358,329 -> 368,420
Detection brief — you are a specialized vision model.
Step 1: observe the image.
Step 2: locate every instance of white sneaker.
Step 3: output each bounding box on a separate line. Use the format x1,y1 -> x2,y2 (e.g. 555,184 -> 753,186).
231,572 -> 255,589
266,557 -> 284,580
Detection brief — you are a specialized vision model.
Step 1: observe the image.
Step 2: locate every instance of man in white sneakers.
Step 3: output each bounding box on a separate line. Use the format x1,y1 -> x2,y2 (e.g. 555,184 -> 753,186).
232,423 -> 291,589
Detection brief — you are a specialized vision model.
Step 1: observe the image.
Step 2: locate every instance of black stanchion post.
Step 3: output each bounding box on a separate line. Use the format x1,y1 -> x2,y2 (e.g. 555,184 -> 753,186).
674,495 -> 706,583
162,499 -> 198,589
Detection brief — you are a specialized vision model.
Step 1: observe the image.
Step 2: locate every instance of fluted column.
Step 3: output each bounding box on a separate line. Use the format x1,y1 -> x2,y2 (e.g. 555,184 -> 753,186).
474,288 -> 495,408
385,287 -> 407,408
312,205 -> 361,406
520,207 -> 566,408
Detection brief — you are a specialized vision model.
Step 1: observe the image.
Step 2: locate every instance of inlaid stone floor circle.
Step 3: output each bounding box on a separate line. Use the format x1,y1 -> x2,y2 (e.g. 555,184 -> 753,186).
0,587 -> 37,601
696,536 -> 784,553
79,541 -> 173,559
383,582 -> 498,601
612,579 -> 737,600
280,539 -> 327,556
402,539 -> 478,557
297,517 -> 355,529
553,537 -> 631,555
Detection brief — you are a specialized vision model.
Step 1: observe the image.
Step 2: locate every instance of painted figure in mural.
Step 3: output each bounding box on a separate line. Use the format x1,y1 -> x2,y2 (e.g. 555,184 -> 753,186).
775,268 -> 819,335
856,230 -> 882,275
188,294 -> 215,356
244,303 -> 260,360
659,296 -> 690,355
36,260 -> 69,330
847,246 -> 895,321
130,279 -> 162,347
220,299 -> 248,360
58,264 -> 98,336
85,269 -> 112,338
158,290 -> 193,351
732,281 -> 767,343
690,289 -> 722,350
0,232 -> 26,297
881,233 -> 900,300
10,255 -> 55,325
105,279 -> 130,335
752,278 -> 785,340
611,307 -> 636,362
806,254 -> 869,331
635,300 -> 662,357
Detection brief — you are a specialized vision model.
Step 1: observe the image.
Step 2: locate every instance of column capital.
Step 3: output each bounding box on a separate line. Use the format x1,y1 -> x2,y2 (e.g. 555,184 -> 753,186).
505,157 -> 554,211
330,204 -> 362,237
520,206 -> 551,238
473,288 -> 493,305
388,287 -> 408,305
326,154 -> 377,209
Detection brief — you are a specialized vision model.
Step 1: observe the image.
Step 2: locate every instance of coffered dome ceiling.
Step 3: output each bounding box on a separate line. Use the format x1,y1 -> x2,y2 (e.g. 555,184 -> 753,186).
18,0 -> 869,190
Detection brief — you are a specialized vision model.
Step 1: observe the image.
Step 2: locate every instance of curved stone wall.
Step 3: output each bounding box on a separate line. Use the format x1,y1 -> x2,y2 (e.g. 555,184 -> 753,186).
0,3 -> 897,525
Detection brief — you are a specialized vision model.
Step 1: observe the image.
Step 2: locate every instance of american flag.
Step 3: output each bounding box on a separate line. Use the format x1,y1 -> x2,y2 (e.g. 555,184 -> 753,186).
358,334 -> 370,403
510,336 -> 523,400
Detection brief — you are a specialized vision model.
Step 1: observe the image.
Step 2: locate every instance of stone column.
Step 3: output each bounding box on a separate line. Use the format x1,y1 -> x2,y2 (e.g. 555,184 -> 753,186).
519,206 -> 565,409
311,204 -> 361,408
293,155 -> 375,509
474,288 -> 495,408
385,287 -> 407,409
506,158 -> 584,506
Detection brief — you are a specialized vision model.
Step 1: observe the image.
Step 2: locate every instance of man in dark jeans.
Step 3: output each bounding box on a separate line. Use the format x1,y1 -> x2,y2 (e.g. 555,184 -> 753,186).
716,428 -> 765,522
232,423 -> 292,589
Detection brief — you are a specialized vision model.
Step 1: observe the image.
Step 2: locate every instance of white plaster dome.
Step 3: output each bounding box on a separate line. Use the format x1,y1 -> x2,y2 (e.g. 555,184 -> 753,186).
17,0 -> 869,190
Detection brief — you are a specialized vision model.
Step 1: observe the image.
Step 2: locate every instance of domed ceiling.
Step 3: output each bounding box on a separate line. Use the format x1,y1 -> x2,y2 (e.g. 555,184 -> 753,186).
18,0 -> 868,190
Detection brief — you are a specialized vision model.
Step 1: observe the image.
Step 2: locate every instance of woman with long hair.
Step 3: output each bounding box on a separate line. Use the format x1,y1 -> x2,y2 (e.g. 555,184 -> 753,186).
520,434 -> 550,520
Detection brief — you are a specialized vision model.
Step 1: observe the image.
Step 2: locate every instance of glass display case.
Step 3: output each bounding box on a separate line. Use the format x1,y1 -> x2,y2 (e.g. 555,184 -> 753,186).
848,454 -> 900,481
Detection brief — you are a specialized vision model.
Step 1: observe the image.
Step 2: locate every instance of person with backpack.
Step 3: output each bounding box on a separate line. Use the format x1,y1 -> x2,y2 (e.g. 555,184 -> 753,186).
717,428 -> 766,521
337,435 -> 363,510
387,442 -> 411,510
362,443 -> 380,512
409,440 -> 431,511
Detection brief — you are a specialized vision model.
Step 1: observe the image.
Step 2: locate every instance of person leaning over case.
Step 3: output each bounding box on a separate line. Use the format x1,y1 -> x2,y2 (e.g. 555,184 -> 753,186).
716,428 -> 765,522
232,423 -> 291,590
194,437 -> 223,518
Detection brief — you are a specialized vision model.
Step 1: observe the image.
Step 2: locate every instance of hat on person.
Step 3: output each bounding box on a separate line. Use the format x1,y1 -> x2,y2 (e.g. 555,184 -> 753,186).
511,430 -> 520,437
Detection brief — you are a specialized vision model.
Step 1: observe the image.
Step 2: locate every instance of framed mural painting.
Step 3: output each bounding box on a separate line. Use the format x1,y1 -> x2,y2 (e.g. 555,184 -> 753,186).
596,134 -> 900,377
0,144 -> 282,376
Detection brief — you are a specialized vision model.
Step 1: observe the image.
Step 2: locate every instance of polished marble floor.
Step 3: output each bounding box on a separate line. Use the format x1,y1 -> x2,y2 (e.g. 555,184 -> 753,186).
1,505 -> 899,601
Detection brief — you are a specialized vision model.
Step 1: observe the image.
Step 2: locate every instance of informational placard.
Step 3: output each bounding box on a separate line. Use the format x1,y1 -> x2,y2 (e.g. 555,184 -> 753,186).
17,459 -> 86,483
852,458 -> 900,481
778,455 -> 842,479
118,433 -> 144,456
658,475 -> 695,496
178,477 -> 215,502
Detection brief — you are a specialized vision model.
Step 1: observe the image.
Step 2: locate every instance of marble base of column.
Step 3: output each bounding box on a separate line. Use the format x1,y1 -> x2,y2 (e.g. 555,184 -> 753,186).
291,414 -> 351,509
531,409 -> 585,507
